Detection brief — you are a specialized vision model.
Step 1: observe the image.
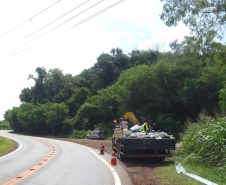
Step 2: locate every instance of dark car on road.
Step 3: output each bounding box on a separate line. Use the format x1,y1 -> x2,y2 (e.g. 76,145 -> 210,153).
87,129 -> 105,140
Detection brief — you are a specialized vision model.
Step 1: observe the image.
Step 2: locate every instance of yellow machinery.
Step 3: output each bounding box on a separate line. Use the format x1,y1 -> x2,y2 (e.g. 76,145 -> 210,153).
123,112 -> 154,128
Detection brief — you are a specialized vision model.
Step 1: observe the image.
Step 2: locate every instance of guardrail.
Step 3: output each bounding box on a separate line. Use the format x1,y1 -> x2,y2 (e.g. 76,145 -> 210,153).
174,162 -> 218,185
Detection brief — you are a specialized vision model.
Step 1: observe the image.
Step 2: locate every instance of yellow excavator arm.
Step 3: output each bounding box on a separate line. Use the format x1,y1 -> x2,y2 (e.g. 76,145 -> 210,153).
123,112 -> 154,127
123,112 -> 140,125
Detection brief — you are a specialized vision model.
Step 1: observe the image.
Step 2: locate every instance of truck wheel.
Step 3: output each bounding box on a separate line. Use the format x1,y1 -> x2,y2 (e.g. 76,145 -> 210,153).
116,140 -> 124,161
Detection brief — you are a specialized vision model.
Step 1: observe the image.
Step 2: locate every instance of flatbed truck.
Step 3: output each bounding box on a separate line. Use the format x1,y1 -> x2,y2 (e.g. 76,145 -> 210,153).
112,112 -> 176,161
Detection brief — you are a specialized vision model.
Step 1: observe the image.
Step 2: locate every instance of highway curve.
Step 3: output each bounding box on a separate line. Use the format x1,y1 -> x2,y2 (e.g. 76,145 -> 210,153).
0,130 -> 132,185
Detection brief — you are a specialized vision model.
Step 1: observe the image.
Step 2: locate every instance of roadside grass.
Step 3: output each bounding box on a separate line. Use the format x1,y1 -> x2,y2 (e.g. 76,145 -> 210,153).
155,113 -> 226,185
155,158 -> 223,185
69,129 -> 112,140
0,136 -> 17,157
70,129 -> 91,139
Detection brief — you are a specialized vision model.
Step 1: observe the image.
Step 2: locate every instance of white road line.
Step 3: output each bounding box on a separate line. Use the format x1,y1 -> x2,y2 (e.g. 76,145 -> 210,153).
0,137 -> 22,159
86,147 -> 121,185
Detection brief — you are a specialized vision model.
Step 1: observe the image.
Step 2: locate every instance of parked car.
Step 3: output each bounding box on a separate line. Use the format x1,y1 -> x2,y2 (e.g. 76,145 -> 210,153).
87,129 -> 105,140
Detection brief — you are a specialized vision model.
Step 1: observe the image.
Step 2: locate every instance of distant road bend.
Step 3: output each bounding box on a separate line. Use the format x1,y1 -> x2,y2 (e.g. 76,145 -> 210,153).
0,130 -> 132,185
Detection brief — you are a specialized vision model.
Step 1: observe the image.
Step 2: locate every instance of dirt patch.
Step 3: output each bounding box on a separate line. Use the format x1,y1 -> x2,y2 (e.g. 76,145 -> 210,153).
54,138 -> 175,185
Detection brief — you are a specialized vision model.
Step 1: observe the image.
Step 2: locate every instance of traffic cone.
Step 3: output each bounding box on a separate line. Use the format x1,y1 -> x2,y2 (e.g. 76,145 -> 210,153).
110,149 -> 117,166
99,144 -> 104,155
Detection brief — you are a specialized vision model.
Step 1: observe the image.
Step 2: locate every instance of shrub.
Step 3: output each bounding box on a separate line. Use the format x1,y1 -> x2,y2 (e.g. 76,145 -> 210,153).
0,121 -> 11,130
178,113 -> 226,182
70,129 -> 91,139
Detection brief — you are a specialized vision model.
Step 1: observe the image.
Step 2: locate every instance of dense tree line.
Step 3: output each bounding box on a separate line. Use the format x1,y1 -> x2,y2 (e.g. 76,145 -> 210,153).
4,44 -> 225,136
4,49 -> 159,135
4,103 -> 70,135
0,120 -> 11,130
76,51 -> 224,135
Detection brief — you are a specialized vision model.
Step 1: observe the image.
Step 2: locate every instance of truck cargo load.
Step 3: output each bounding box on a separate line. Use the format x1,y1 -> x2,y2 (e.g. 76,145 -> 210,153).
112,112 -> 176,161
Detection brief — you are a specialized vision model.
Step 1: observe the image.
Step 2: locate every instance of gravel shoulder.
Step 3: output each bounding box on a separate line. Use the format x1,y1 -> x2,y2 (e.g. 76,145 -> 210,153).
53,138 -> 177,185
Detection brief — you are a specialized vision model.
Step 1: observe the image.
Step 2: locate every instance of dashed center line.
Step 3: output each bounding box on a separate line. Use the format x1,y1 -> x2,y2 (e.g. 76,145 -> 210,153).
2,138 -> 56,185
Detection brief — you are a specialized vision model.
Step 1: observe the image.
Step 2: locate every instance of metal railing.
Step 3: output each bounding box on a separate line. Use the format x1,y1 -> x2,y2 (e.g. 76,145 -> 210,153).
174,162 -> 218,185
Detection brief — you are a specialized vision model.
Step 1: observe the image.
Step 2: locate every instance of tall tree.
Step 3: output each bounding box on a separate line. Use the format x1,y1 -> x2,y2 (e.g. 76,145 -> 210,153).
110,48 -> 116,56
160,0 -> 226,40
28,67 -> 47,104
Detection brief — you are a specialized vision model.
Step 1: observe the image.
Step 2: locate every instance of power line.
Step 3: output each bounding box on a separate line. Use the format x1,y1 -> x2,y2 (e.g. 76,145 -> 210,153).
15,0 -> 90,45
9,0 -> 104,52
0,0 -> 61,38
27,0 -> 53,16
71,0 -> 126,29
1,40 -> 44,61
1,0 -> 127,61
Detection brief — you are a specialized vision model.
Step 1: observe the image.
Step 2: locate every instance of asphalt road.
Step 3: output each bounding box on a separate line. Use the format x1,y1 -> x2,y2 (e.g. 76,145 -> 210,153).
0,131 -> 133,185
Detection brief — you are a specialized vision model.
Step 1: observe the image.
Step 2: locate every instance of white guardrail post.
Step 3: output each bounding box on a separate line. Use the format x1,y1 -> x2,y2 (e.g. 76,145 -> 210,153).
174,162 -> 218,185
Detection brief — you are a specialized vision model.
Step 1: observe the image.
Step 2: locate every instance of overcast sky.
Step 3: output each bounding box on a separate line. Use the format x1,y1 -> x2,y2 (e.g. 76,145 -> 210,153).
0,0 -> 190,120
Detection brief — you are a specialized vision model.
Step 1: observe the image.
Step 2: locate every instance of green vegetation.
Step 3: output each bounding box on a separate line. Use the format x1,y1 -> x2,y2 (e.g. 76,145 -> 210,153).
157,2 -> 226,183
1,1 -> 226,183
155,113 -> 225,184
178,113 -> 226,183
0,136 -> 17,157
3,45 -> 226,137
160,0 -> 226,54
70,122 -> 113,139
70,130 -> 91,139
1,2 -> 226,182
155,158 -> 224,185
0,120 -> 11,130
4,102 -> 70,135
155,160 -> 202,185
